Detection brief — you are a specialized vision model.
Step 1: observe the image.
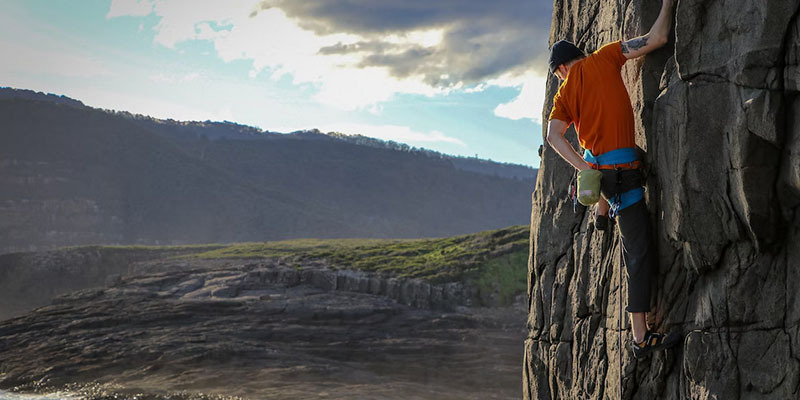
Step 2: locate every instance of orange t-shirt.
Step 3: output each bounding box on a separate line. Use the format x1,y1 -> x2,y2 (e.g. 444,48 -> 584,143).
548,41 -> 635,156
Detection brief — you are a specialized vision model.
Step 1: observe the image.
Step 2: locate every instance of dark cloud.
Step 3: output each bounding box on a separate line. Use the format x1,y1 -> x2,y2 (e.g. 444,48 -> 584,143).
318,41 -> 391,56
357,47 -> 436,79
257,0 -> 553,87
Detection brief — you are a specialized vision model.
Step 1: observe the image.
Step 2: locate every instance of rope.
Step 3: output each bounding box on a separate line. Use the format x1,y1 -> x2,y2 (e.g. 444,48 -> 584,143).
618,235 -> 623,400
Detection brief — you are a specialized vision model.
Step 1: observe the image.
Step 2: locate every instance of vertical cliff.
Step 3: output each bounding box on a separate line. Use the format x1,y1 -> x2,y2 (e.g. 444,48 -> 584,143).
525,0 -> 800,399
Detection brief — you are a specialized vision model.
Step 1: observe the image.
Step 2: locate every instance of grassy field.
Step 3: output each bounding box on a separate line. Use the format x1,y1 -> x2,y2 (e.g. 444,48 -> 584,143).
187,225 -> 526,273
47,225 -> 530,306
181,225 -> 530,304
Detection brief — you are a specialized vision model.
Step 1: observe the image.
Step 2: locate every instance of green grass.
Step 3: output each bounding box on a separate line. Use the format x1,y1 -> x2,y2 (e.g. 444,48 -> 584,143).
183,226 -> 530,286
473,250 -> 529,305
49,226 -> 531,306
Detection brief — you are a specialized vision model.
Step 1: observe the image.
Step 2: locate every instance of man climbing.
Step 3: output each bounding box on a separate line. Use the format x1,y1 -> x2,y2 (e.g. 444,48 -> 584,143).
546,0 -> 680,359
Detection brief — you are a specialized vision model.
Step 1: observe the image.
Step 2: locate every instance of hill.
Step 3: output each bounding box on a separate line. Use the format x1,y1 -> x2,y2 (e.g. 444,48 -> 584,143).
0,88 -> 537,253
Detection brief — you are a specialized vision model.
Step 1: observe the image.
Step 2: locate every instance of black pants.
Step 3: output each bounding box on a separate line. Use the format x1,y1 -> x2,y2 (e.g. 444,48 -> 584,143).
615,199 -> 653,313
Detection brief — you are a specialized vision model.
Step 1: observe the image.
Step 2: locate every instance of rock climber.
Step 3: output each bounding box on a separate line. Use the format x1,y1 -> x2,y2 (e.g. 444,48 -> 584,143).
546,0 -> 680,359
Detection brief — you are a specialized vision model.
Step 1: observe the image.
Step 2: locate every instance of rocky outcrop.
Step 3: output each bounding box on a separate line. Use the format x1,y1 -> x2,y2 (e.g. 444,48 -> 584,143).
0,259 -> 524,399
526,1 -> 800,399
0,245 -> 504,323
131,258 -> 474,310
0,246 -> 224,321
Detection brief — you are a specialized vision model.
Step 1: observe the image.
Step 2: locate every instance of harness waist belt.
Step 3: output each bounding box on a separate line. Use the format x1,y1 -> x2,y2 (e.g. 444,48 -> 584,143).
584,147 -> 642,215
583,147 -> 638,167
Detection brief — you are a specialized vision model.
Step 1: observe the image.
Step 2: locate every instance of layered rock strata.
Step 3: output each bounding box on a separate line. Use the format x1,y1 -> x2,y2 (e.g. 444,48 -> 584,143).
0,247 -> 488,323
0,260 -> 524,399
130,259 -> 474,310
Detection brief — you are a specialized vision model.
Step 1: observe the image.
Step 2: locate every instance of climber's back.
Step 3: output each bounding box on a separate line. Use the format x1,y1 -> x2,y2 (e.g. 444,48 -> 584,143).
549,41 -> 636,156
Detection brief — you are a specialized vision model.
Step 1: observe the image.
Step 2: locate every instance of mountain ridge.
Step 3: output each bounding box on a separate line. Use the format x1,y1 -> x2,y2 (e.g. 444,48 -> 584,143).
0,87 -> 537,180
0,88 -> 538,254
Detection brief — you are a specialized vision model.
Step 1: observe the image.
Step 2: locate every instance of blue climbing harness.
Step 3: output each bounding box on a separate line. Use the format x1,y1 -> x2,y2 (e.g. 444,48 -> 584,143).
583,147 -> 643,217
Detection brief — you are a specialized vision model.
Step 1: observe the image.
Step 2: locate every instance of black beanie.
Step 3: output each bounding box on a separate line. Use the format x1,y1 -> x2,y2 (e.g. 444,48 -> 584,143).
549,40 -> 585,74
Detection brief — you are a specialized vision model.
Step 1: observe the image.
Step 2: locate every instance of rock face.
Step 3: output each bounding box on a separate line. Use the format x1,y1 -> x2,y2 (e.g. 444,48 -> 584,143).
0,259 -> 524,399
525,1 -> 800,399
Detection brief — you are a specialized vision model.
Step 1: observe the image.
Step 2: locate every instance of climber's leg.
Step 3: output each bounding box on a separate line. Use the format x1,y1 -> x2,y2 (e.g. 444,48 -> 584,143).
616,199 -> 652,315
617,198 -> 681,358
629,312 -> 647,343
617,199 -> 652,342
596,197 -> 610,216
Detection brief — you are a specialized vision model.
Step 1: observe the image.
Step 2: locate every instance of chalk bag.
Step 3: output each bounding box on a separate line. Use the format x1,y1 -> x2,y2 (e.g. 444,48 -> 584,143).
577,169 -> 603,206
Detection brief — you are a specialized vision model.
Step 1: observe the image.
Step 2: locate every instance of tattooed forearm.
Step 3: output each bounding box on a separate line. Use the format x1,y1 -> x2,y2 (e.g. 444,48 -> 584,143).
622,37 -> 649,54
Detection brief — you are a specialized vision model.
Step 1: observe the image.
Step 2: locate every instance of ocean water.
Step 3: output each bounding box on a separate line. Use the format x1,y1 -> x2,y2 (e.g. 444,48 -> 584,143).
0,391 -> 77,400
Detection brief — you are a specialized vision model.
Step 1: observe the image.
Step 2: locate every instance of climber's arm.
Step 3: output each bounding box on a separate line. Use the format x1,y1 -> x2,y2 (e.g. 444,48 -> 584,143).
621,0 -> 675,59
546,119 -> 592,171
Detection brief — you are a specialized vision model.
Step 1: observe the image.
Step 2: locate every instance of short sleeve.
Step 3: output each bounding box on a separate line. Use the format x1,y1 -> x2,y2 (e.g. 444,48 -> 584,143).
548,87 -> 572,123
594,40 -> 627,69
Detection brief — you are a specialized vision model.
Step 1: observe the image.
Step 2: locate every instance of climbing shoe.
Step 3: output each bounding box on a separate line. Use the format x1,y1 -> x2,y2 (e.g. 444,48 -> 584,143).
631,331 -> 681,359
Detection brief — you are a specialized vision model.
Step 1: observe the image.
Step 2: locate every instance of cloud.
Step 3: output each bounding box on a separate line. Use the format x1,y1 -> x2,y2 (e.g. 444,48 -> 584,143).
107,0 -> 553,110
320,123 -> 466,147
149,0 -> 257,48
493,74 -> 548,124
257,0 -> 553,85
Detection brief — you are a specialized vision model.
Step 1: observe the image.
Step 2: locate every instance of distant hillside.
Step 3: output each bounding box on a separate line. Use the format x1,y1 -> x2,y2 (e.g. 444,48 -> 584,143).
0,88 -> 537,253
0,88 -> 537,180
324,132 -> 537,181
0,88 -> 86,108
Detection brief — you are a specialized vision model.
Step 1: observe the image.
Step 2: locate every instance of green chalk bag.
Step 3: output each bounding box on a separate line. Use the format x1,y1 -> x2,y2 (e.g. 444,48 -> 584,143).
577,169 -> 603,206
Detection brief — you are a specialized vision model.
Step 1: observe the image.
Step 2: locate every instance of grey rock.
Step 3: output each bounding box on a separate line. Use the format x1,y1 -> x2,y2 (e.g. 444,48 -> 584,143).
0,247 -> 204,320
209,285 -> 237,298
675,0 -> 799,89
368,276 -> 383,295
781,98 -> 800,209
682,331 -> 740,400
311,269 -> 338,291
170,277 -> 205,296
786,15 -> 800,91
527,1 -> 800,398
0,260 -> 524,400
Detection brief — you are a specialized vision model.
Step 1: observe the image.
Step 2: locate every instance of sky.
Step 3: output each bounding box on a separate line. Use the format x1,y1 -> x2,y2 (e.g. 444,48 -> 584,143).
0,0 -> 553,167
